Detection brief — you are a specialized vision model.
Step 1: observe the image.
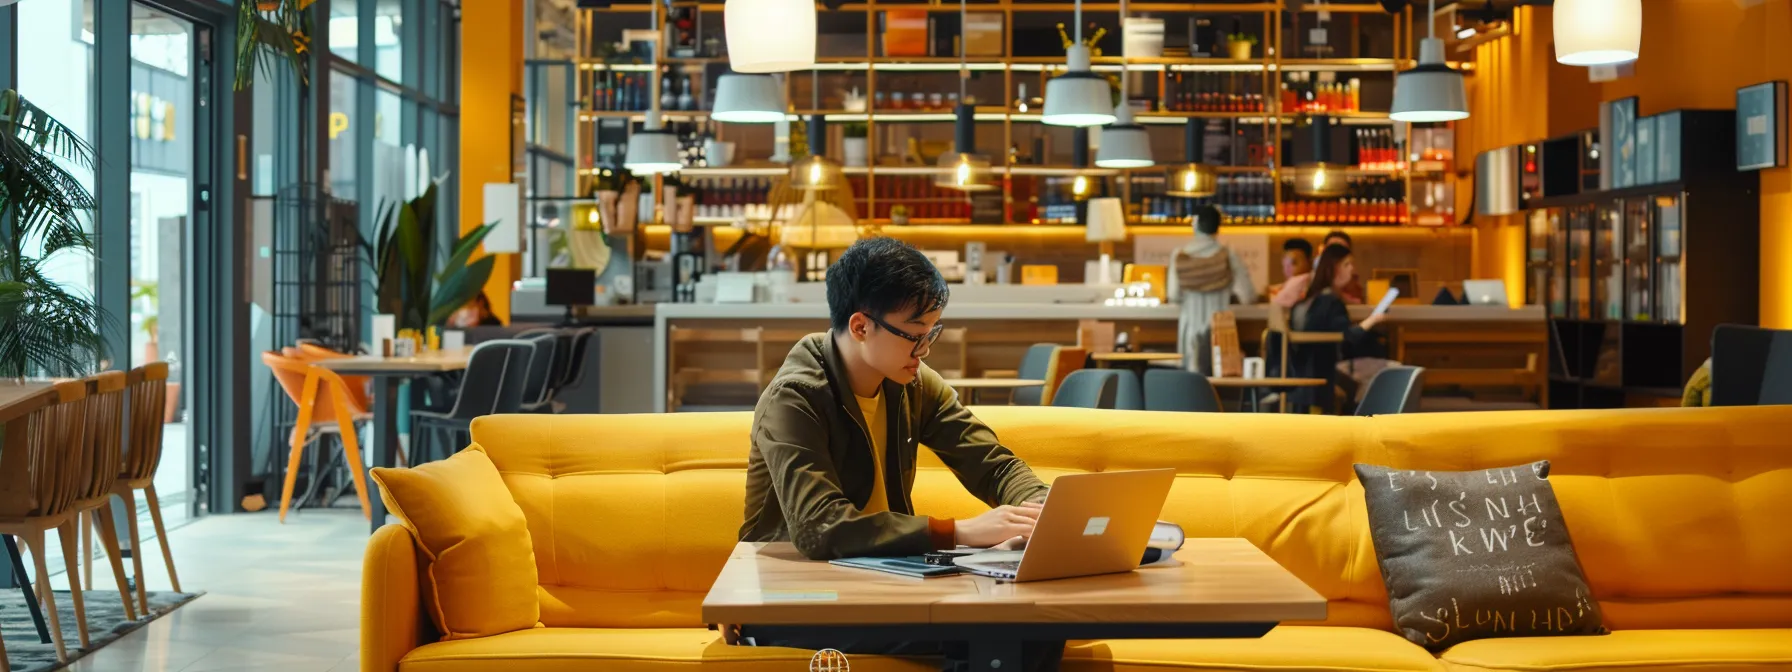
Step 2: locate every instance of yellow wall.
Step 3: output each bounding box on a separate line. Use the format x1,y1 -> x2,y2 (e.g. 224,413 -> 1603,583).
459,0 -> 524,322
1468,1 -> 1792,325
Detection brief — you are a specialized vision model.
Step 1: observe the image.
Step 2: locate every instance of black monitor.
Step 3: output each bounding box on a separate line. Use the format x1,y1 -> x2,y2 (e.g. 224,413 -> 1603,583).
545,268 -> 596,324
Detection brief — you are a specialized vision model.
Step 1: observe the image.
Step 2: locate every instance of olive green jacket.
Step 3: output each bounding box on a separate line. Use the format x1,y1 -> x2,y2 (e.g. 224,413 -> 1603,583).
739,332 -> 1050,560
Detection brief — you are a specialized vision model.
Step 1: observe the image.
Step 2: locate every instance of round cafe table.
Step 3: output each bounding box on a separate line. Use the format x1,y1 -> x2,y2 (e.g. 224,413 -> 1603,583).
1089,352 -> 1184,367
1207,377 -> 1329,413
940,378 -> 1045,405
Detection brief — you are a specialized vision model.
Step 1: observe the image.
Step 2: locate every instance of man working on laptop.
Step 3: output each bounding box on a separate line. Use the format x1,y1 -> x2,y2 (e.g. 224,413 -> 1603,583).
728,237 -> 1065,671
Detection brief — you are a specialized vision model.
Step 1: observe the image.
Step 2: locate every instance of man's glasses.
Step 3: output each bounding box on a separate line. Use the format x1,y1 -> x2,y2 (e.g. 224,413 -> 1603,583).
864,314 -> 945,357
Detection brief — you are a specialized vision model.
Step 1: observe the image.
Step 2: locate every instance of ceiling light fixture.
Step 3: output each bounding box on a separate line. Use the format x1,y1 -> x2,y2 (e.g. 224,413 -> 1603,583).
1294,115 -> 1349,199
1390,0 -> 1469,123
1042,0 -> 1117,127
1166,119 -> 1217,198
790,72 -> 842,191
936,0 -> 995,191
1553,0 -> 1641,66
725,0 -> 816,72
624,0 -> 682,174
1095,0 -> 1152,168
711,74 -> 786,123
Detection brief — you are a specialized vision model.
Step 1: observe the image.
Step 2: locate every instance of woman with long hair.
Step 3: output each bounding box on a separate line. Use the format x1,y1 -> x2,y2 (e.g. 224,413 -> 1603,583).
1286,243 -> 1388,413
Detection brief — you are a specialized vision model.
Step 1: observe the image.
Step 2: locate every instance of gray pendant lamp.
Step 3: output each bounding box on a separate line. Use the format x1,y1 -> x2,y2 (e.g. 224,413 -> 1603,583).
711,74 -> 785,123
1390,0 -> 1469,123
1042,0 -> 1116,127
1294,115 -> 1349,198
1166,119 -> 1217,198
1095,0 -> 1151,167
935,0 -> 994,191
624,0 -> 682,174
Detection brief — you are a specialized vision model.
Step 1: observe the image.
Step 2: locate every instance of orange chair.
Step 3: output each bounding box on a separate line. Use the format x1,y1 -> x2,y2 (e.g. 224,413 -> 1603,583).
108,363 -> 184,608
262,351 -> 373,522
296,342 -> 373,411
0,381 -> 88,662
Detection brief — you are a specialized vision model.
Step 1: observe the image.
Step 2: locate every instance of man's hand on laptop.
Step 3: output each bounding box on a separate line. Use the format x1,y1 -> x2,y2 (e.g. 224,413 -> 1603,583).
954,502 -> 1042,548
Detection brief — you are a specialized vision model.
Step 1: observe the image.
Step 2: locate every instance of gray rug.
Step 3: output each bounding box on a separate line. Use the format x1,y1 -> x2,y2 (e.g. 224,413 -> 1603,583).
2,587 -> 200,672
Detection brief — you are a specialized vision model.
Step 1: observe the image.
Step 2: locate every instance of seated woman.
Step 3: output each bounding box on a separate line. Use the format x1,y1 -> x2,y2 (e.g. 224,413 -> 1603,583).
1286,243 -> 1387,413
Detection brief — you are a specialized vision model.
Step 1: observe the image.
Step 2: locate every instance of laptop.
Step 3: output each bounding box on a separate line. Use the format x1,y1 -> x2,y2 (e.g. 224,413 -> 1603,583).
955,469 -> 1176,582
1461,279 -> 1509,306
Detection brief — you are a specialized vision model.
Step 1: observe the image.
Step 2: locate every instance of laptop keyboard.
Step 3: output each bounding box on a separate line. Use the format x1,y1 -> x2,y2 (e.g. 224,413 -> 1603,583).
980,560 -> 1021,571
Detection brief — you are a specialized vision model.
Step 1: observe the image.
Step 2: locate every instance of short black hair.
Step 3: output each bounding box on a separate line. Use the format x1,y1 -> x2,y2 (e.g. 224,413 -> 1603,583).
1323,229 -> 1353,248
1194,205 -> 1224,236
1282,238 -> 1314,259
826,237 -> 950,331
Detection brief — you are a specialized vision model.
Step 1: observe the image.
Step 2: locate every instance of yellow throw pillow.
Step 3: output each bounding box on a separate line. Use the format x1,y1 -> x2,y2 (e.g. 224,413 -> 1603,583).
371,447 -> 540,640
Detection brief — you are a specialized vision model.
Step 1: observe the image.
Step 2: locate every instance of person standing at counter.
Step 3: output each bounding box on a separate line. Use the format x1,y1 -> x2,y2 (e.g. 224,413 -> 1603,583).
1287,243 -> 1388,413
1168,205 -> 1256,374
730,237 -> 1065,671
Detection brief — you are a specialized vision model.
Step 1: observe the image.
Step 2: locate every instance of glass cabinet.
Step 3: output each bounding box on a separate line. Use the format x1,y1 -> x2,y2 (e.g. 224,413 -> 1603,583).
1623,199 -> 1653,321
1654,194 -> 1683,324
1526,209 -> 1552,308
1594,203 -> 1624,321
1568,205 -> 1595,320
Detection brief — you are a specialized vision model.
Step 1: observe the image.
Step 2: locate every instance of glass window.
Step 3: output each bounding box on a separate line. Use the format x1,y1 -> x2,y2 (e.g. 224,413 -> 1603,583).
375,0 -> 406,82
331,0 -> 360,62
373,88 -> 406,214
329,69 -> 358,197
16,0 -> 97,298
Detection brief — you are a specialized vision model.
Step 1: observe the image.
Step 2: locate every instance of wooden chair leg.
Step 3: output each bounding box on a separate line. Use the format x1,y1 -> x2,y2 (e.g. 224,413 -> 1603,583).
143,485 -> 181,594
81,510 -> 93,591
94,500 -> 137,621
22,530 -> 68,662
117,489 -> 150,610
56,521 -> 90,648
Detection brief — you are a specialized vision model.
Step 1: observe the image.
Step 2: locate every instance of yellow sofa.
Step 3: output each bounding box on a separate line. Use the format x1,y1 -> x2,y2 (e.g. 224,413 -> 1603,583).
362,406 -> 1792,672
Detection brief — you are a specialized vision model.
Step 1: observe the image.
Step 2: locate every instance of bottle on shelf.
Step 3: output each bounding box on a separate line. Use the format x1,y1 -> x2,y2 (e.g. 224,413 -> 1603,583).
678,76 -> 695,111
661,75 -> 677,112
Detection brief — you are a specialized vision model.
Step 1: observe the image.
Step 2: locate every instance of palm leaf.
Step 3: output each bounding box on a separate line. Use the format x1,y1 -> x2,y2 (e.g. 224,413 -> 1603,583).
233,0 -> 310,91
427,255 -> 496,327
437,221 -> 497,284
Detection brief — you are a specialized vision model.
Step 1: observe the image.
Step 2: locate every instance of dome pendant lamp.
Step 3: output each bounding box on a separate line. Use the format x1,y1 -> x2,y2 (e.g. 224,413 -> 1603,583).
1042,0 -> 1117,127
1095,0 -> 1152,169
1294,115 -> 1349,199
936,0 -> 995,191
1389,0 -> 1469,123
711,74 -> 786,123
624,0 -> 682,175
725,0 -> 816,72
1554,0 -> 1641,66
1167,119 -> 1217,198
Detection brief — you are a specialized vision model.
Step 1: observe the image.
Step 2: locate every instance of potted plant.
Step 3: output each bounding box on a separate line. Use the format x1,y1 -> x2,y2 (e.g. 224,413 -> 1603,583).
1227,33 -> 1258,60
360,183 -> 501,337
0,89 -> 107,380
842,122 -> 870,168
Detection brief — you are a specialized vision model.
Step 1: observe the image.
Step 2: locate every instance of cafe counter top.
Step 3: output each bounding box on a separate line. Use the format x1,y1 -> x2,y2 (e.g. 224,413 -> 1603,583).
653,302 -> 1546,323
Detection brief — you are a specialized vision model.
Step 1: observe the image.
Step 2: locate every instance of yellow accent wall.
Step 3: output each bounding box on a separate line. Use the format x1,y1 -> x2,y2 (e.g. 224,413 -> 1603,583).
1468,1 -> 1792,325
459,0 -> 524,323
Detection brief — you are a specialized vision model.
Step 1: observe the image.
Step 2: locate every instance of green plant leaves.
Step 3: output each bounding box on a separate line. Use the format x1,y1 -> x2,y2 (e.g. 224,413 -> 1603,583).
364,182 -> 504,333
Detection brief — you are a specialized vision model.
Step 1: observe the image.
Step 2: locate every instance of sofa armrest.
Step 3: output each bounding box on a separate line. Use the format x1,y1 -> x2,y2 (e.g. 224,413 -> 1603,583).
362,524 -> 432,672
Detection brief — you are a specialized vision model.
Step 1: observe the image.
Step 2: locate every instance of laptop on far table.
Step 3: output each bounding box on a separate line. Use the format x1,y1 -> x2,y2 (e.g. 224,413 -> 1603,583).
1462,279 -> 1510,306
955,469 -> 1176,582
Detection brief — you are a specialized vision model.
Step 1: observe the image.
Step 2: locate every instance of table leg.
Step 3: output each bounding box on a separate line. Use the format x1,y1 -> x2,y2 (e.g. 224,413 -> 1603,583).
368,377 -> 398,534
967,638 -> 1026,672
4,534 -> 51,643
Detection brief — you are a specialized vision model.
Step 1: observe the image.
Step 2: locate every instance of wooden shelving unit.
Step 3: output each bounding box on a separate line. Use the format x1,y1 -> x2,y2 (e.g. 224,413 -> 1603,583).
570,0 -> 1460,229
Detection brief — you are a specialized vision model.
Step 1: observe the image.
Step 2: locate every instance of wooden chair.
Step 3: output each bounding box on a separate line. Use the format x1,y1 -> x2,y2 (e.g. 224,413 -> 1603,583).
668,327 -> 767,411
0,381 -> 89,662
262,352 -> 373,523
113,363 -> 186,609
66,372 -> 139,645
1263,304 -> 1343,377
1039,346 -> 1087,405
1211,311 -> 1245,377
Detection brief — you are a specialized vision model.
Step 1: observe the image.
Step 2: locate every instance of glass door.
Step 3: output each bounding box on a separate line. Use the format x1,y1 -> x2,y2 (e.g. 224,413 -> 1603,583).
129,2 -> 206,523
1623,198 -> 1653,321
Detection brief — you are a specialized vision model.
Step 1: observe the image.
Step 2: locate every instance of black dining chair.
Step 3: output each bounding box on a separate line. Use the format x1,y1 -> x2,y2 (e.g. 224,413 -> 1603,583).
1051,369 -> 1119,410
410,340 -> 534,463
1011,344 -> 1059,406
1711,324 -> 1792,406
517,333 -> 561,413
553,329 -> 603,414
1143,369 -> 1223,413
1354,366 -> 1426,416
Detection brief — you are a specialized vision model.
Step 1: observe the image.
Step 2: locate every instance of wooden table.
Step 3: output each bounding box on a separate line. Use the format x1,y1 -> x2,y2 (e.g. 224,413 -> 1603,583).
940,378 -> 1045,405
1207,377 -> 1329,413
704,539 -> 1325,667
316,348 -> 473,533
1090,352 -> 1183,367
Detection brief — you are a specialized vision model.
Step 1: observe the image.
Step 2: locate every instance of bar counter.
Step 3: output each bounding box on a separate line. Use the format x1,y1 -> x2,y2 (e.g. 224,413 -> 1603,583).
650,301 -> 1546,412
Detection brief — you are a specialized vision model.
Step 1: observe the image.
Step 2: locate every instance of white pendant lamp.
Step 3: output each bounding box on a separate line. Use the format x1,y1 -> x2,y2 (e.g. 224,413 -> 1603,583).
1095,106 -> 1153,168
1554,0 -> 1641,66
935,0 -> 995,192
1390,0 -> 1469,123
624,0 -> 681,175
711,74 -> 785,123
1042,0 -> 1116,127
625,111 -> 682,175
725,0 -> 816,72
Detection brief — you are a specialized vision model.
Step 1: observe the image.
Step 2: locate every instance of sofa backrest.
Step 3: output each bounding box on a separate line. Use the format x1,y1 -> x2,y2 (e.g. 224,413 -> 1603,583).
468,406 -> 1792,631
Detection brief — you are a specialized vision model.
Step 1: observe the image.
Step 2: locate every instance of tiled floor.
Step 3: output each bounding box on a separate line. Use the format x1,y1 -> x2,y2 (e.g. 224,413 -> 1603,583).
58,510 -> 367,672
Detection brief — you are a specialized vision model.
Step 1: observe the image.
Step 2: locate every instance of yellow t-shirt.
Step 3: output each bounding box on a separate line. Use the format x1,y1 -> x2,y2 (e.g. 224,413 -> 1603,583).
853,390 -> 890,514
